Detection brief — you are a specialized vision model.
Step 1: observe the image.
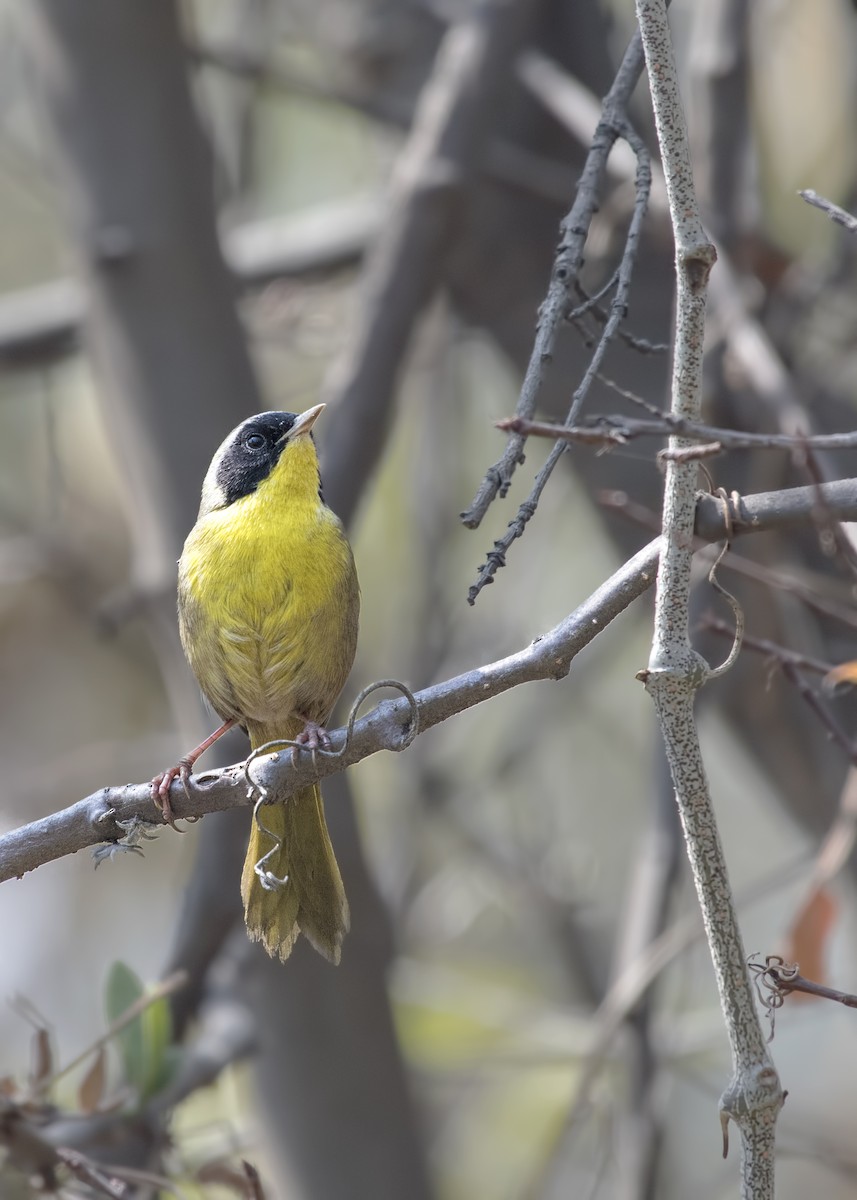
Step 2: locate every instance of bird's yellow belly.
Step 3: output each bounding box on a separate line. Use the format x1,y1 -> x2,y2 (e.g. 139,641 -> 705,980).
214,608 -> 307,726
178,498 -> 357,736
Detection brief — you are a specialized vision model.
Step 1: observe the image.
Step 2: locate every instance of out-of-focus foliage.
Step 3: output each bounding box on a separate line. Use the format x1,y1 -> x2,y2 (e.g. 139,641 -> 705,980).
103,962 -> 175,1106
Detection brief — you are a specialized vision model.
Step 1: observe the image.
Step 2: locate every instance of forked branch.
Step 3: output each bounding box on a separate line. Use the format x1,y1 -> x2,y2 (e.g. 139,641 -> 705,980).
634,1 -> 782,1195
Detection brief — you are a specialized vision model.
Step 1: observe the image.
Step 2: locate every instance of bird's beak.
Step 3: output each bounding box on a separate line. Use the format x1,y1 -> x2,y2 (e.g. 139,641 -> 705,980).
287,403 -> 325,441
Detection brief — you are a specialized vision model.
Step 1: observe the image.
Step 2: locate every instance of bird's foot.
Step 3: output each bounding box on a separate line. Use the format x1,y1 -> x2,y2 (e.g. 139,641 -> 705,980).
291,720 -> 332,766
151,718 -> 237,829
151,760 -> 194,831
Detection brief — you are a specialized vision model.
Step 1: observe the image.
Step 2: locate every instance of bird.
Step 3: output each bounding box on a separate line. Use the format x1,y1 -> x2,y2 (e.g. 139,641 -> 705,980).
152,404 -> 359,964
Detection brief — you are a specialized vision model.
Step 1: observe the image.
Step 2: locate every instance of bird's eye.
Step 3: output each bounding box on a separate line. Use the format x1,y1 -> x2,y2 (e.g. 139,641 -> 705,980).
245,433 -> 266,451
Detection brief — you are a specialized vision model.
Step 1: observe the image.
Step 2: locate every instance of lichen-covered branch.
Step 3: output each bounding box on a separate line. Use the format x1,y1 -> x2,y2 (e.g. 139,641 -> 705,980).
634,1 -> 782,1195
0,540 -> 660,884
3,464 -> 853,889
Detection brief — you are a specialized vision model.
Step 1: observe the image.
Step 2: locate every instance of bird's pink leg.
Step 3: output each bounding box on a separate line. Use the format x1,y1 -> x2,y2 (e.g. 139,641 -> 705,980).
151,718 -> 237,829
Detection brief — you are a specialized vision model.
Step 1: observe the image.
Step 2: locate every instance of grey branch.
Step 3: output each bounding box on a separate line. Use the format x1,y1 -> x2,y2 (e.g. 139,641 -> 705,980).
694,478 -> 857,540
2,537 -> 659,884
461,30 -> 661,604
799,189 -> 857,236
464,106 -> 652,604
461,27 -> 648,531
5,474 -> 857,883
636,0 -> 782,1192
500,414 -> 857,457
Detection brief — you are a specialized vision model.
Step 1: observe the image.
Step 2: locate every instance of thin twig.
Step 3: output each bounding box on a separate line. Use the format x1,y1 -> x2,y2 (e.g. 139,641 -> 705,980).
779,661 -> 857,769
753,957 -> 857,1010
44,971 -> 188,1093
498,413 -> 857,456
793,442 -> 857,579
799,189 -> 857,236
573,280 -> 670,354
464,118 -> 652,604
461,27 -> 649,530
704,616 -> 857,765
320,0 -> 542,528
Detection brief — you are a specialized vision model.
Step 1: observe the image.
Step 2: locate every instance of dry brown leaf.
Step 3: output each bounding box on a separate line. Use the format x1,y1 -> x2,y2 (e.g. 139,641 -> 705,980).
78,1047 -> 107,1114
30,1028 -> 52,1091
197,1159 -> 266,1198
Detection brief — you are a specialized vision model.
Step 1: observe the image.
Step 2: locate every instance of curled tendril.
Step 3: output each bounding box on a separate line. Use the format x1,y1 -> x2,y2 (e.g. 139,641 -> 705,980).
748,953 -> 800,1041
241,680 -> 420,889
705,488 -> 744,681
252,793 -> 290,891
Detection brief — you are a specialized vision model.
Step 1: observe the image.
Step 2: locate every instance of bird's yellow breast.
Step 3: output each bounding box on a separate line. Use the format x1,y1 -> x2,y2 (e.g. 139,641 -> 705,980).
178,437 -> 358,739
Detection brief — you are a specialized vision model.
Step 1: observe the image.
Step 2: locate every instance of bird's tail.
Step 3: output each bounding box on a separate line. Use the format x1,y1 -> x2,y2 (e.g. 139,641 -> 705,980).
240,767 -> 350,964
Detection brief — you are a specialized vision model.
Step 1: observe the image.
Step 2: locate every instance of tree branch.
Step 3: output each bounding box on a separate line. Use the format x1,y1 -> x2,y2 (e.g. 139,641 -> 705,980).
693,478 -> 857,541
460,26 -> 648,529
799,189 -> 857,236
635,0 -> 782,1193
0,538 -> 660,883
500,413 -> 857,457
6,469 -> 857,885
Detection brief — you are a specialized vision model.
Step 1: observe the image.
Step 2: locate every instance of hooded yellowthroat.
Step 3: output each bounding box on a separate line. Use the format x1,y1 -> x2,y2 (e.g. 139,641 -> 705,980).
152,404 -> 359,964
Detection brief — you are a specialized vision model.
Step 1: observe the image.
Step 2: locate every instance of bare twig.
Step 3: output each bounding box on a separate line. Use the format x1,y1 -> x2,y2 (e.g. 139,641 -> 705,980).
799,189 -> 857,236
753,957 -> 857,1010
461,29 -> 647,527
53,1148 -> 132,1198
535,852 -> 811,1194
779,661 -> 857,768
572,281 -> 670,354
634,0 -> 782,1193
498,413 -> 857,457
320,0 -> 542,529
6,472 -> 857,883
0,540 -> 661,883
463,29 -> 654,601
705,617 -> 857,766
794,444 -> 857,579
604,488 -> 857,632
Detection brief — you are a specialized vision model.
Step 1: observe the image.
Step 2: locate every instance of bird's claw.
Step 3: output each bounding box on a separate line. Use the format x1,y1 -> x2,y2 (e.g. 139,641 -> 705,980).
150,759 -> 194,831
291,721 -> 332,767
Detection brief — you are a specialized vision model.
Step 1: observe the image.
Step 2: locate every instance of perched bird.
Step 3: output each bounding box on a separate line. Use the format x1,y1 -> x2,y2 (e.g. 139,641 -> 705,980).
152,404 -> 359,964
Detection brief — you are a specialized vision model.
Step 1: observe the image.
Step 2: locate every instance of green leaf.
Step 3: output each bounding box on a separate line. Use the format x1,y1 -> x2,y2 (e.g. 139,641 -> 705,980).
104,962 -> 174,1103
105,962 -> 145,1098
140,990 -> 173,1099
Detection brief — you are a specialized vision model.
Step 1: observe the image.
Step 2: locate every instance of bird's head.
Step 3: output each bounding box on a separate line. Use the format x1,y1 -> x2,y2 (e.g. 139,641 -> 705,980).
199,404 -> 325,516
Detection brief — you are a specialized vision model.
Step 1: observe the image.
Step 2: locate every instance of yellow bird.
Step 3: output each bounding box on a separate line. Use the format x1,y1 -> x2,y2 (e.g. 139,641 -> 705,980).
153,404 -> 359,964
